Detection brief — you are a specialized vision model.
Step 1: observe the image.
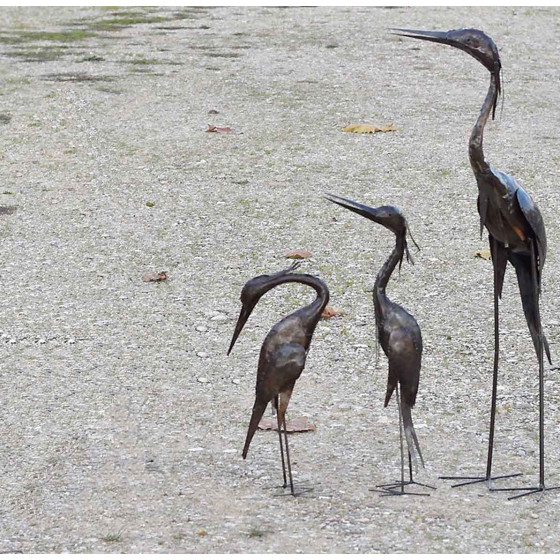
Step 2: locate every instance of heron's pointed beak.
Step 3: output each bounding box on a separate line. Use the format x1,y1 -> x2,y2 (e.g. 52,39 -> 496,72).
325,194 -> 381,224
227,303 -> 253,355
391,28 -> 451,46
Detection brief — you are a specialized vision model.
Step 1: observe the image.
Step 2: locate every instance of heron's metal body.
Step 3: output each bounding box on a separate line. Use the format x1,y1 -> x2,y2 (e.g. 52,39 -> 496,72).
228,262 -> 329,495
326,196 -> 430,495
396,27 -> 554,498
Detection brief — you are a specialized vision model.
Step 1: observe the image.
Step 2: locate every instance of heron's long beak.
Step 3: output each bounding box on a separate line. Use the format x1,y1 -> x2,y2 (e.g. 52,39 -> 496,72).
227,304 -> 253,355
325,194 -> 381,223
391,28 -> 451,46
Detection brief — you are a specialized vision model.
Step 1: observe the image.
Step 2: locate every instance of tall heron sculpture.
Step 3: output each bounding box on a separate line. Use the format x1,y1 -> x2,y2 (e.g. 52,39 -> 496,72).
326,194 -> 432,495
228,262 -> 329,496
393,27 -> 555,498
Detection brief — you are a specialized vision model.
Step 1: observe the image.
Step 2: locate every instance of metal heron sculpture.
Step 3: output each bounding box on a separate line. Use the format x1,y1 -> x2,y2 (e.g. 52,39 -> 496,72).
326,194 -> 432,496
228,262 -> 329,496
394,27 -> 555,499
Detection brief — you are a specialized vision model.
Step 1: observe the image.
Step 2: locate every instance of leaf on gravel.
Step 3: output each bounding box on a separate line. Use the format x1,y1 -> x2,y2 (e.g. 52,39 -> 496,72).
142,271 -> 168,282
284,248 -> 311,259
342,123 -> 398,134
473,249 -> 491,260
258,416 -> 316,433
206,124 -> 232,133
321,305 -> 343,319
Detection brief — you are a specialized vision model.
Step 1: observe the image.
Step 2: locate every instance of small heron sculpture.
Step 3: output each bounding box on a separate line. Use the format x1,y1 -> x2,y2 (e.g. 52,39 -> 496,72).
326,194 -> 432,496
228,262 -> 329,496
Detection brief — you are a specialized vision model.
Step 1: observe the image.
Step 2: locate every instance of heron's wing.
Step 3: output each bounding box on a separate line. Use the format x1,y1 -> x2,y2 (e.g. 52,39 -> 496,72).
385,327 -> 421,408
516,187 -> 547,271
256,342 -> 306,403
489,234 -> 507,299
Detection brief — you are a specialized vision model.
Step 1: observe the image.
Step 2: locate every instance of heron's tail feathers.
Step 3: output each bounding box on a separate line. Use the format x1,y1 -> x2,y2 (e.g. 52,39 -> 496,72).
401,401 -> 425,470
242,399 -> 268,459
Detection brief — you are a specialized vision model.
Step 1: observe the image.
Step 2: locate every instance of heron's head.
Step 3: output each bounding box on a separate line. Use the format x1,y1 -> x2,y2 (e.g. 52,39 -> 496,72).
325,194 -> 419,264
227,263 -> 301,355
325,194 -> 405,234
393,27 -> 502,116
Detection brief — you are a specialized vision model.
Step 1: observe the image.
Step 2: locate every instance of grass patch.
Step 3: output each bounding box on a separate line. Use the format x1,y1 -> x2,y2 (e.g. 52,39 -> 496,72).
204,52 -> 241,59
248,527 -> 266,538
90,16 -> 166,31
42,72 -> 114,82
101,533 -> 122,543
80,54 -> 104,62
5,47 -> 67,62
96,85 -> 123,94
0,30 -> 96,44
0,114 -> 12,125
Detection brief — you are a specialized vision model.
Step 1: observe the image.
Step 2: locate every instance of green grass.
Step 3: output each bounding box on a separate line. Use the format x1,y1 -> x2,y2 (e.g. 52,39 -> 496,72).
248,527 -> 266,538
5,47 -> 66,62
101,533 -> 122,543
91,16 -> 166,30
0,30 -> 96,43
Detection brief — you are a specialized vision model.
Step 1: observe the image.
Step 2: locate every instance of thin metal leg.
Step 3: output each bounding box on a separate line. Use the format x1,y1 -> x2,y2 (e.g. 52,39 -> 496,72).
490,239 -> 559,499
373,386 -> 433,496
275,398 -> 287,489
282,414 -> 295,496
441,237 -> 521,488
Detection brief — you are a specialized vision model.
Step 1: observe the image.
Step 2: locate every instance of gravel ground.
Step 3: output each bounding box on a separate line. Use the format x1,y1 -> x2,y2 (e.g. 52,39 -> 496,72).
1,6 -> 560,554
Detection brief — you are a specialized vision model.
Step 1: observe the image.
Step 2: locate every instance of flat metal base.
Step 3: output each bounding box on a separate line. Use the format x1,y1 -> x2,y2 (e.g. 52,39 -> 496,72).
490,483 -> 560,500
371,479 -> 434,497
439,472 -> 522,488
271,484 -> 313,498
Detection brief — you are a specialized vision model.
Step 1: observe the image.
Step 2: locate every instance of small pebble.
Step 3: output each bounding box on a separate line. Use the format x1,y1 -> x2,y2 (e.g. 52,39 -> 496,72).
196,325 -> 208,332
9,339 -> 16,344
197,377 -> 210,384
68,338 -> 76,344
197,351 -> 208,358
210,314 -> 228,322
232,378 -> 240,385
38,338 -> 46,344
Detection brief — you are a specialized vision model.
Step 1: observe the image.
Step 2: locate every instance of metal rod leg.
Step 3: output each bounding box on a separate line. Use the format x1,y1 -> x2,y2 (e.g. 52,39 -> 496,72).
282,414 -> 295,496
275,399 -> 287,489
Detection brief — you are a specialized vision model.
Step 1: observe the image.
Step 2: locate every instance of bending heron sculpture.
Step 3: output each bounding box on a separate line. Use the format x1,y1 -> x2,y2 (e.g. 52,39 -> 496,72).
227,262 -> 329,496
394,27 -> 555,498
326,194 -> 432,496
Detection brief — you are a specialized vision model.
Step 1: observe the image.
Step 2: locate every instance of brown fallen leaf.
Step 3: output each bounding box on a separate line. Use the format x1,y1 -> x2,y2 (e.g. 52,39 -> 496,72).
321,305 -> 343,319
142,271 -> 168,282
284,248 -> 311,260
258,416 -> 316,433
473,249 -> 492,260
342,123 -> 398,134
206,124 -> 232,133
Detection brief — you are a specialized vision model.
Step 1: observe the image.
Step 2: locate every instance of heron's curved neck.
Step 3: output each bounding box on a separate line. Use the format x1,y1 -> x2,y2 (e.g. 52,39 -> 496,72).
264,273 -> 330,320
469,72 -> 498,175
374,234 -> 404,299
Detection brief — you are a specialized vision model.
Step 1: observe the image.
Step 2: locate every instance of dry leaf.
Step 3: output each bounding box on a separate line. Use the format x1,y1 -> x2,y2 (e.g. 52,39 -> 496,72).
321,305 -> 343,319
142,271 -> 168,282
258,416 -> 316,433
284,248 -> 311,260
206,124 -> 232,133
342,123 -> 398,134
473,249 -> 491,260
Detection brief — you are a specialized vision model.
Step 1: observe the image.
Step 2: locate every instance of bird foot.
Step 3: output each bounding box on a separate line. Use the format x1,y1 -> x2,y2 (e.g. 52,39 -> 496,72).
439,472 -> 522,489
490,482 -> 560,500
